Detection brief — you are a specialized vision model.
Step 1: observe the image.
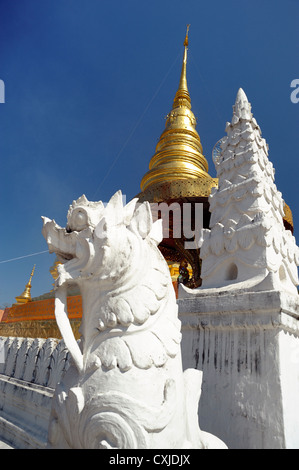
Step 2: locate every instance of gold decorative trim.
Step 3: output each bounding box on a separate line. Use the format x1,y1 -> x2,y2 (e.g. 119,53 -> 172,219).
0,319 -> 81,340
137,177 -> 218,202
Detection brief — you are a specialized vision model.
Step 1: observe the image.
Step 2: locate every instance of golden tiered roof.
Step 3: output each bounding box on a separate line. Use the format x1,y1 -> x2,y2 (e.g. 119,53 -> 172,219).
137,26 -> 217,287
139,25 -> 217,204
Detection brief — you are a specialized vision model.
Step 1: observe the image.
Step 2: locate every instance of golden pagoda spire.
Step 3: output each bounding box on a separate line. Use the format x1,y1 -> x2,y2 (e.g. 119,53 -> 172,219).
173,24 -> 191,109
140,25 -> 217,198
15,265 -> 35,305
136,27 -> 218,290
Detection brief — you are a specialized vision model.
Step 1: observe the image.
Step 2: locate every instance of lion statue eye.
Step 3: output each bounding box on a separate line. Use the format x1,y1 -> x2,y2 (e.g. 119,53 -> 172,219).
69,209 -> 88,231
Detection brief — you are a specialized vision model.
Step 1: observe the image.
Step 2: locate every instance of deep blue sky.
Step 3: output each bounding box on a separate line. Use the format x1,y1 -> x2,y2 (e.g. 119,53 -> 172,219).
0,0 -> 298,307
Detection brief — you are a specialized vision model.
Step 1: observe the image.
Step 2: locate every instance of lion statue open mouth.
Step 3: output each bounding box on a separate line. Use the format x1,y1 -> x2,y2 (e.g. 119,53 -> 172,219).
42,190 -> 226,449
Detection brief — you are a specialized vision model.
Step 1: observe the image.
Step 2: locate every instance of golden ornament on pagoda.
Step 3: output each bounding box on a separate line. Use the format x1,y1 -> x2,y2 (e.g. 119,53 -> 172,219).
15,265 -> 35,305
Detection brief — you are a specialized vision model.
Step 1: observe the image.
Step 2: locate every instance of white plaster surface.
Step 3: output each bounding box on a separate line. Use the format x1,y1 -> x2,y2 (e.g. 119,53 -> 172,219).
0,440 -> 12,449
179,289 -> 299,449
278,330 -> 299,448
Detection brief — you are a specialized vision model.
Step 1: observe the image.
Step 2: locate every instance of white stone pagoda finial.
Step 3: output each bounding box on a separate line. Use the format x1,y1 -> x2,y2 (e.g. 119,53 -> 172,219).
198,89 -> 299,294
231,88 -> 252,123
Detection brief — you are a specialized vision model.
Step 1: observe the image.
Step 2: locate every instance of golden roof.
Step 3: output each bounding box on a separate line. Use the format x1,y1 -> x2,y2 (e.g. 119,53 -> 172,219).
139,25 -> 217,203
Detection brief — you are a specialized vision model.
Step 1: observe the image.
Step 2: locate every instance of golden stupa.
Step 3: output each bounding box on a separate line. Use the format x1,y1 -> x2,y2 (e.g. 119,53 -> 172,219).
140,25 -> 217,201
15,265 -> 36,305
137,26 -> 217,287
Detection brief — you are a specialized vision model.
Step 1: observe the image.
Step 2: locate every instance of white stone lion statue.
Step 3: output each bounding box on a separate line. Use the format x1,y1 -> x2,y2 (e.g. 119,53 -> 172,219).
42,190 -> 226,449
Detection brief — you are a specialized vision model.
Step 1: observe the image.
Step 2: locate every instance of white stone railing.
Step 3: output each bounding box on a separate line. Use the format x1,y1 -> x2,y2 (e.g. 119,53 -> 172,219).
0,336 -> 71,449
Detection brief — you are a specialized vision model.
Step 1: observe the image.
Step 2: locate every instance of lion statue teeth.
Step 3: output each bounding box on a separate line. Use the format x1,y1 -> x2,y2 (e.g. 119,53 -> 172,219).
42,190 -> 226,449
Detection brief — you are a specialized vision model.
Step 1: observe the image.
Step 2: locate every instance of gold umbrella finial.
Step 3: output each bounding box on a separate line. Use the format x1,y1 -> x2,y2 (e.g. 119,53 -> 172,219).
184,24 -> 190,47
29,264 -> 36,282
173,25 -> 191,109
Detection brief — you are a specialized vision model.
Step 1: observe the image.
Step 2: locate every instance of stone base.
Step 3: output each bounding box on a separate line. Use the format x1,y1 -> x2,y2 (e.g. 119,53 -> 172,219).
178,289 -> 299,449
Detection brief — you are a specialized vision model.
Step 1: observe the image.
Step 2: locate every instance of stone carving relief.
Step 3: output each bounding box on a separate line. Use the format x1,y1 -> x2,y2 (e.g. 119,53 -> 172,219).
199,88 -> 299,293
42,190 -> 226,449
0,336 -> 70,388
14,337 -> 34,380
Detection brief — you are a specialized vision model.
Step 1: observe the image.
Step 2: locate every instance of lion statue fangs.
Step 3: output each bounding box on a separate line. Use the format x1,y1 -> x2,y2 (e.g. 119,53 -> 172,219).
42,190 -> 227,449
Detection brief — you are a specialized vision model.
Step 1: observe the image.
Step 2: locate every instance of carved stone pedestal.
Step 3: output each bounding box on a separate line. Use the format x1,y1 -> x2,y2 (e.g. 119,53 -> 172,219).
179,289 -> 299,449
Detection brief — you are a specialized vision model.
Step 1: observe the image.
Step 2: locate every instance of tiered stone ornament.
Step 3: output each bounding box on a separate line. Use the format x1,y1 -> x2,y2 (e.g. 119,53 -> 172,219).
42,191 -> 226,449
199,88 -> 299,294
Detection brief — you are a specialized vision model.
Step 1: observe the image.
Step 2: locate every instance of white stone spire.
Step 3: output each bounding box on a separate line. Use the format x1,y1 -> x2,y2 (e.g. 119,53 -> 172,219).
231,88 -> 253,122
200,89 -> 299,294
